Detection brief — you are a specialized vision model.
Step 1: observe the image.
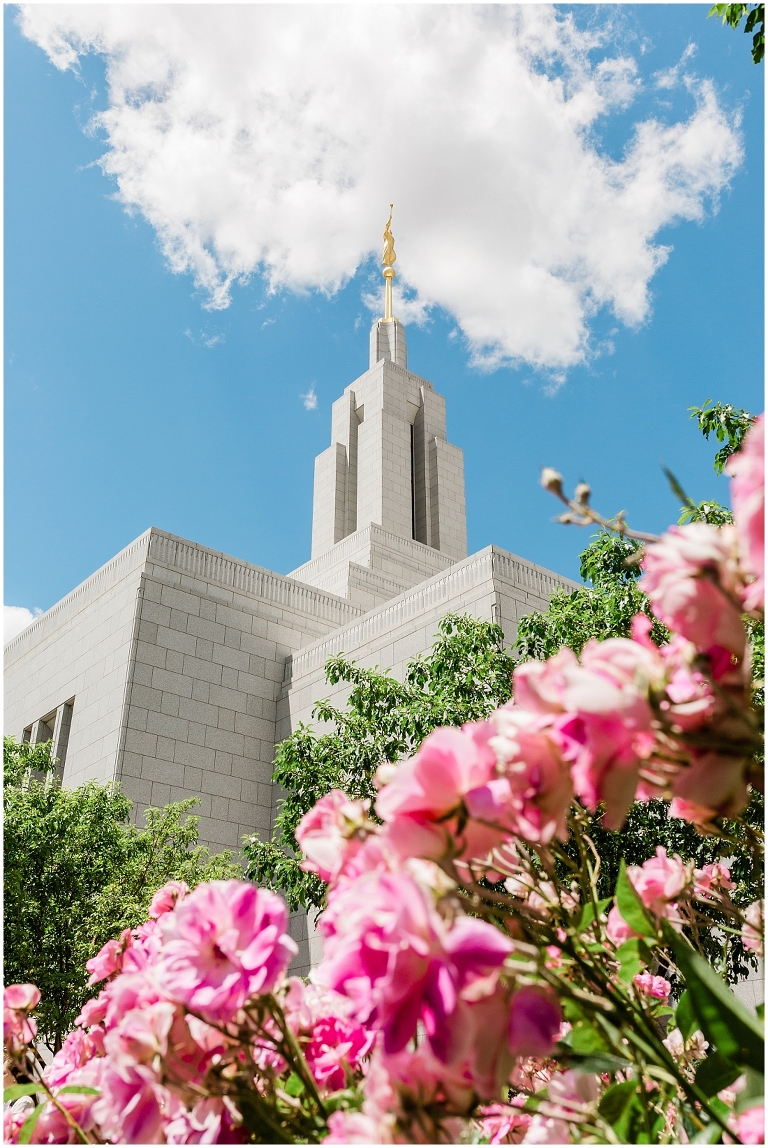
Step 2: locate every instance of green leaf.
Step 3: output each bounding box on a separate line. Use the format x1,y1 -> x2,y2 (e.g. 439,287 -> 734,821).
734,1067 -> 765,1115
3,1084 -> 40,1102
676,990 -> 697,1041
694,1051 -> 741,1097
663,922 -> 764,1072
577,897 -> 611,932
18,1104 -> 45,1145
615,860 -> 657,939
56,1085 -> 101,1096
565,1051 -> 632,1074
616,936 -> 653,982
570,1022 -> 612,1055
598,1080 -> 636,1124
284,1073 -> 304,1097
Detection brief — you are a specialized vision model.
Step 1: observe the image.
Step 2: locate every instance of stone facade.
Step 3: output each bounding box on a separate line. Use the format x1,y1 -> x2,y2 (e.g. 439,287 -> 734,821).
4,315 -> 578,973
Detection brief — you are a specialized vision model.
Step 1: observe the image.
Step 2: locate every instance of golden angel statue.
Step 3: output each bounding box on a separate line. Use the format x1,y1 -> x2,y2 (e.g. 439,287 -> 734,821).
382,205 -> 396,268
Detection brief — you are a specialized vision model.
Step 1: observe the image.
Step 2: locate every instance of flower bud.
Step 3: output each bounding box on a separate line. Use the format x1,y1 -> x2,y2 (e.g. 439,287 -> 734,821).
574,482 -> 591,505
540,468 -> 564,496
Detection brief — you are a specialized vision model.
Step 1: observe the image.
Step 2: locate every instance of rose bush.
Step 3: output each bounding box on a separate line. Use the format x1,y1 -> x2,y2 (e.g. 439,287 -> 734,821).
4,416 -> 763,1144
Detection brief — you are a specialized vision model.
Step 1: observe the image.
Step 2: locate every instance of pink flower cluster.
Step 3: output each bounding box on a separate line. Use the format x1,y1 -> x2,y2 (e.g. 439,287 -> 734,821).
607,847 -> 689,946
5,880 -> 299,1144
294,787 -> 565,1139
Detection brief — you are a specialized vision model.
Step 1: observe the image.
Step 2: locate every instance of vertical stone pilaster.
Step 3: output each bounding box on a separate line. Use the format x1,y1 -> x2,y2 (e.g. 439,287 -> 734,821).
311,443 -> 347,558
51,701 -> 74,780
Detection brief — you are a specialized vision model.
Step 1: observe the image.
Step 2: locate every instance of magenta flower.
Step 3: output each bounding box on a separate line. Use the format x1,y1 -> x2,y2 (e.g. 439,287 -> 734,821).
304,1014 -> 375,1091
726,414 -> 764,614
507,986 -> 562,1058
156,879 -> 298,1023
90,1060 -> 167,1144
633,973 -> 671,1002
318,870 -> 511,1059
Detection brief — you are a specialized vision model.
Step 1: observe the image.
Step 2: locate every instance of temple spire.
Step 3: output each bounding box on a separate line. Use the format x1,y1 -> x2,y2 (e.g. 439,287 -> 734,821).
382,204 -> 396,322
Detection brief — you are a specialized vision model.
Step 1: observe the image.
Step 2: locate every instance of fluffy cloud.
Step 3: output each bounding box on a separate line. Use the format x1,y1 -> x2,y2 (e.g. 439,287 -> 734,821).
18,5 -> 742,372
5,605 -> 42,643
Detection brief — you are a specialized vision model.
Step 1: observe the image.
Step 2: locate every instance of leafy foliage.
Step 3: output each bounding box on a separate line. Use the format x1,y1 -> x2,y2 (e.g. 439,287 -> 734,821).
3,738 -> 240,1050
516,531 -> 668,661
709,3 -> 765,62
689,399 -> 757,474
244,615 -> 516,911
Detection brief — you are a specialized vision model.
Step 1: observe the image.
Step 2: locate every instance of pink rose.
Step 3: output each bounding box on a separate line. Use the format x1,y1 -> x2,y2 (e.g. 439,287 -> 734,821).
156,880 -> 298,1023
524,1070 -> 599,1143
4,984 -> 40,1011
324,1109 -> 384,1144
726,415 -> 764,614
103,1000 -> 176,1073
669,797 -> 719,830
479,1102 -> 531,1144
640,524 -> 745,656
507,986 -> 562,1058
304,1014 -> 375,1091
487,707 -> 573,844
296,790 -> 371,884
91,1060 -> 168,1144
317,870 -> 512,1060
44,1025 -> 105,1086
672,750 -> 750,821
4,984 -> 40,1053
606,904 -> 641,947
75,991 -> 109,1029
86,932 -> 131,986
34,1060 -> 104,1143
694,862 -> 735,897
627,847 -> 689,916
377,723 -> 505,863
513,639 -> 658,830
148,880 -> 189,919
730,1105 -> 765,1144
633,973 -> 671,1002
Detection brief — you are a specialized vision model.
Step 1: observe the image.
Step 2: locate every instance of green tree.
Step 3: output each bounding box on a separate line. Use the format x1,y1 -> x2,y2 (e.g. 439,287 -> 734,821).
676,401 -> 755,524
515,530 -> 668,661
244,614 -> 516,911
709,3 -> 765,62
3,738 -> 241,1051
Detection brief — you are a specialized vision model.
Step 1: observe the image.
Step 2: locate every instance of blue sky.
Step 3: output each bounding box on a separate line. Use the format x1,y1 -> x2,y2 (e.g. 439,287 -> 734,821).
5,4 -> 763,633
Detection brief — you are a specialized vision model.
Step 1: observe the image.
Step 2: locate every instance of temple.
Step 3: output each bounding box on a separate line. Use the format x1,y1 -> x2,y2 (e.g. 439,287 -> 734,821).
4,218 -> 577,971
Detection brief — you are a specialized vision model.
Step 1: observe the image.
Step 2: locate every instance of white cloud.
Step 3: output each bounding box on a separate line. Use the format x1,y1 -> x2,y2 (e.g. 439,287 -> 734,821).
301,385 -> 318,411
18,5 -> 743,373
5,605 -> 43,643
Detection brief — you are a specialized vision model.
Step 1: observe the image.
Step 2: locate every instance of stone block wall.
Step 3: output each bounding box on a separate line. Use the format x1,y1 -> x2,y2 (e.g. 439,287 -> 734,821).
116,530 -> 362,853
4,532 -> 150,788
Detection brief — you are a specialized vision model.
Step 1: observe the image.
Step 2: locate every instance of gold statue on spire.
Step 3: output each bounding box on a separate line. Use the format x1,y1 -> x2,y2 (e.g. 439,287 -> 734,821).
382,204 -> 396,322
